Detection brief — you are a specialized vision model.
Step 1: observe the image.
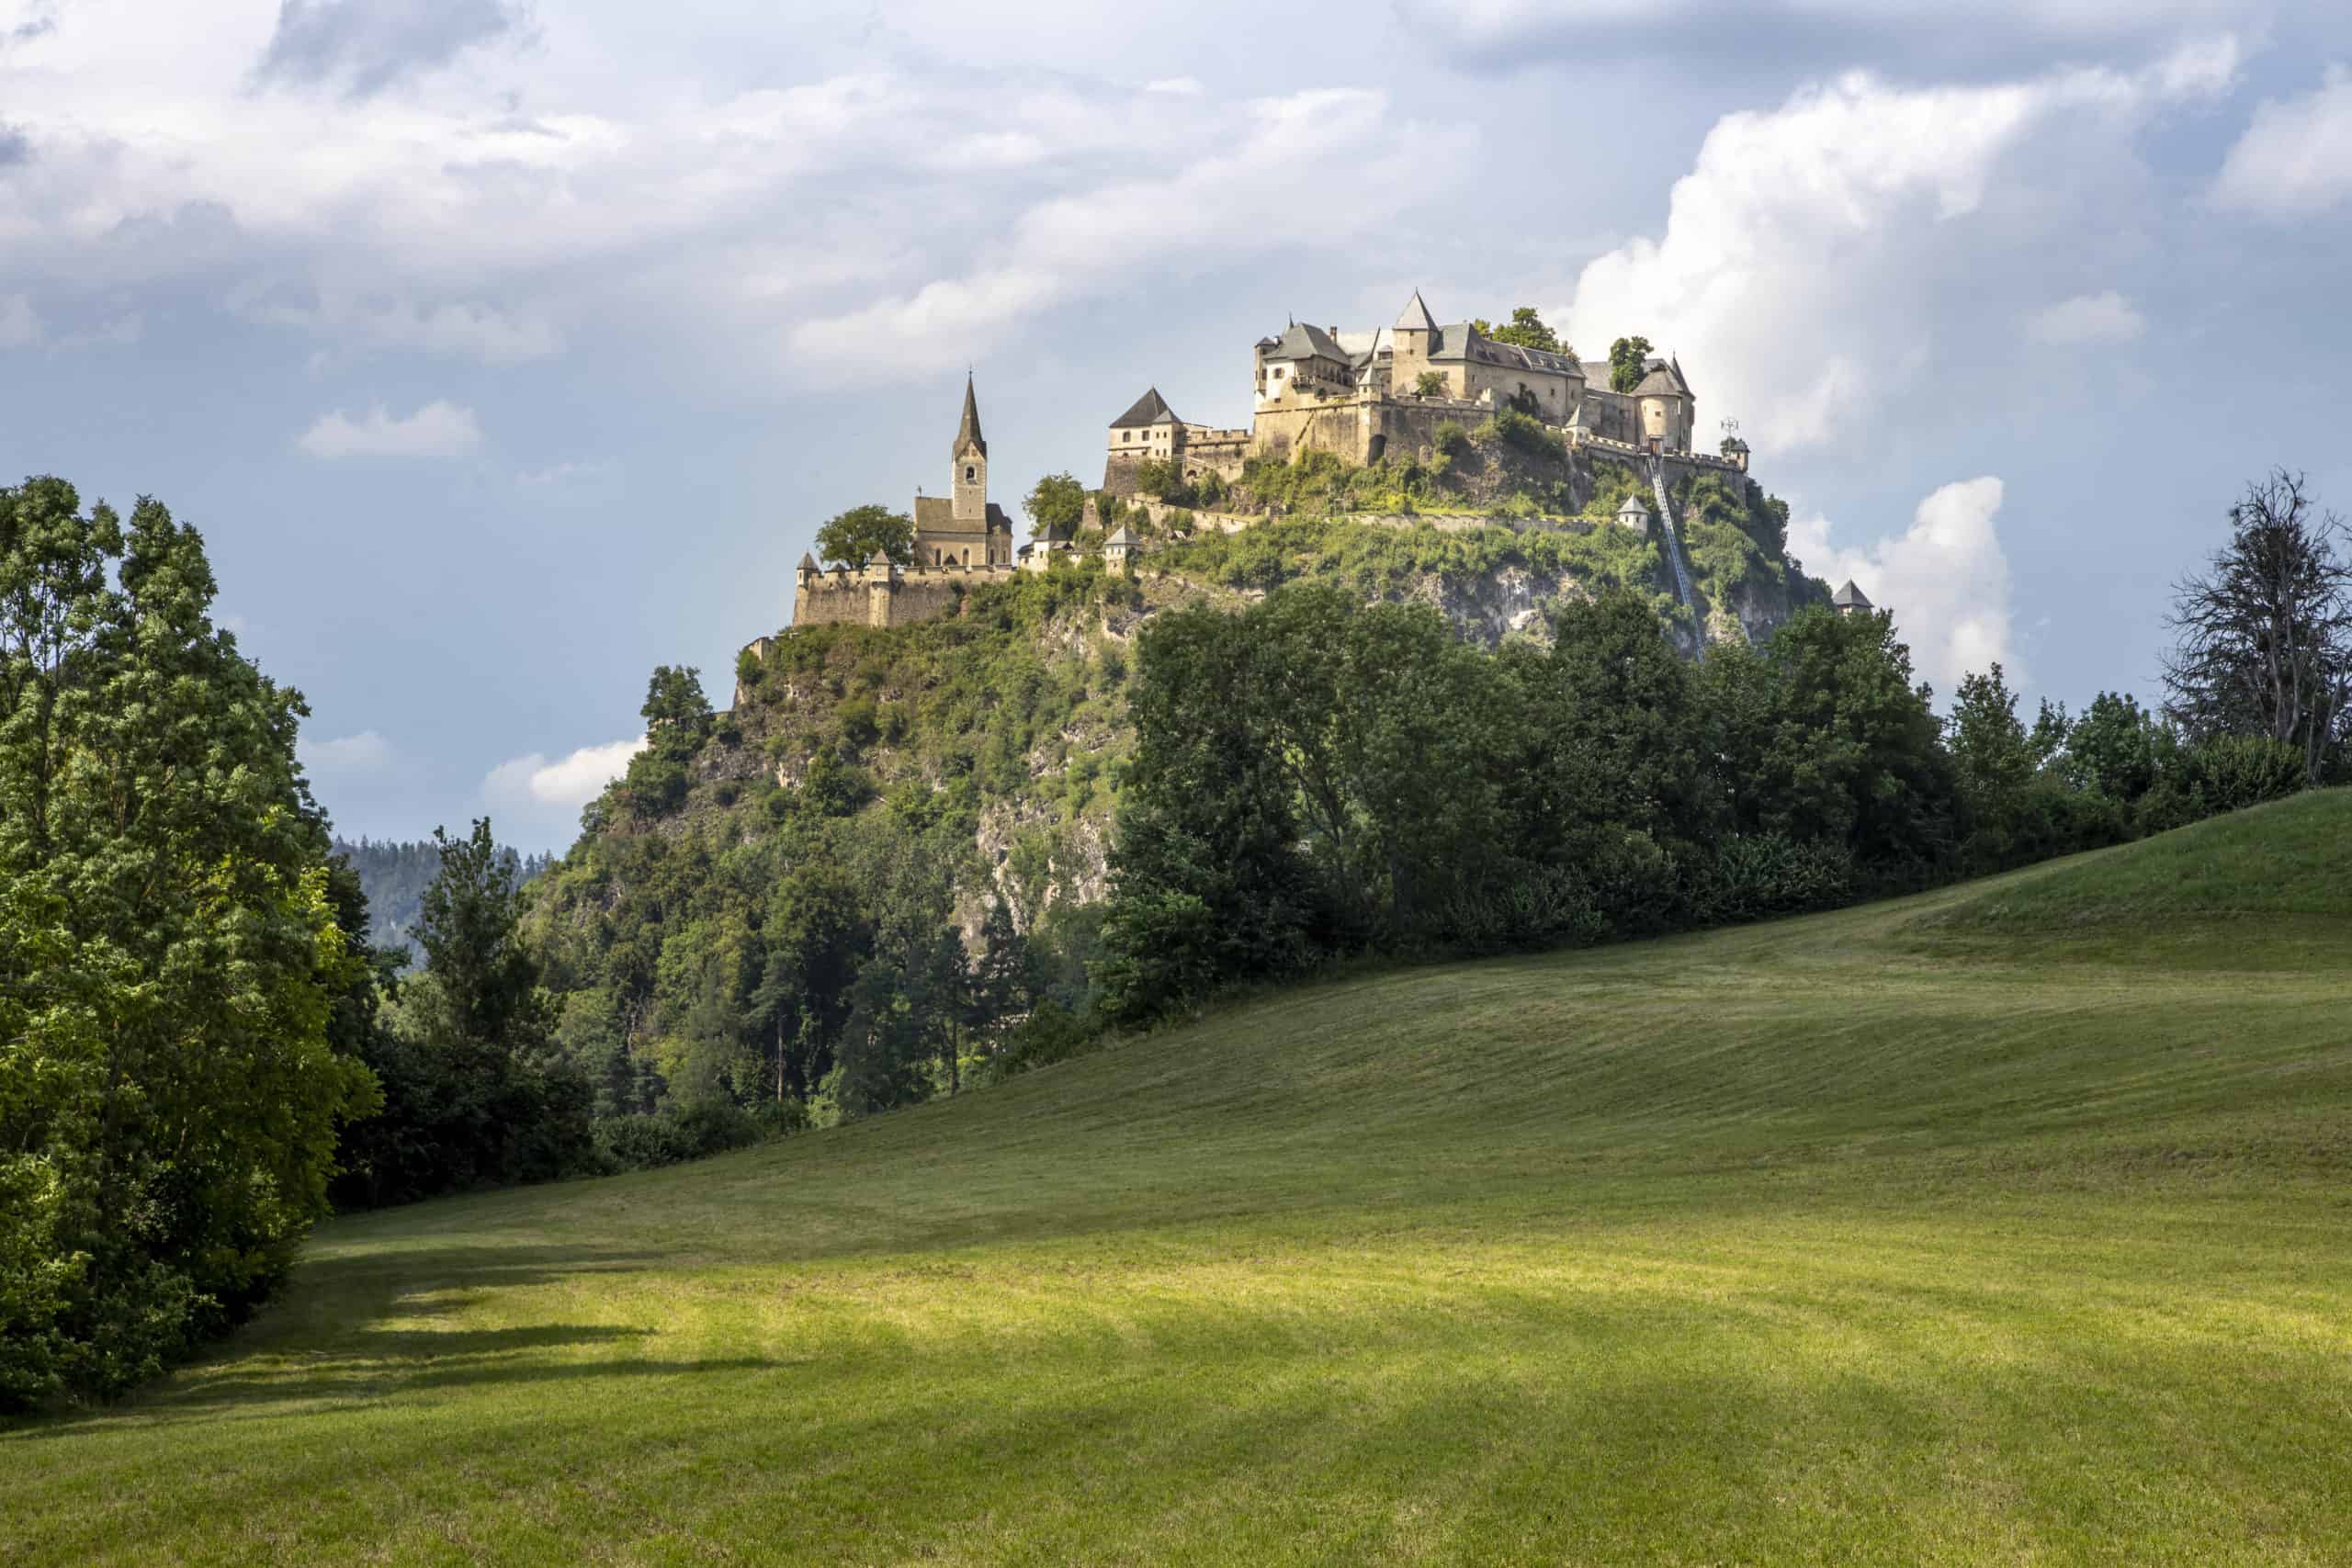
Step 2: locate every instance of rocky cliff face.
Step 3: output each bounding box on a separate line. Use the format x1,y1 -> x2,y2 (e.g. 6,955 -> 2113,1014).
542,508 -> 1825,957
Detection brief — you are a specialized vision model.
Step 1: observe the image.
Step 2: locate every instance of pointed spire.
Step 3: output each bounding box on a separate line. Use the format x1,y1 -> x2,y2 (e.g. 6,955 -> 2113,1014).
953,372 -> 987,458
1394,289 -> 1437,333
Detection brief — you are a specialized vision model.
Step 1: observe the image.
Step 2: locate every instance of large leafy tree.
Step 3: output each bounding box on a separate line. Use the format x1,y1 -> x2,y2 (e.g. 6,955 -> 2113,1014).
814,504 -> 915,569
1698,605 -> 1958,878
0,478 -> 377,1405
1487,307 -> 1562,354
1608,335 -> 1654,392
1023,472 -> 1087,534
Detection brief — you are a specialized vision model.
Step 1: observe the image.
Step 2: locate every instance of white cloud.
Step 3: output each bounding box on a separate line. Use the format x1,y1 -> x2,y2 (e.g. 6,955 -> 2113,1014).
1788,476 -> 2018,693
2213,64 -> 2352,218
243,291 -> 561,365
298,400 -> 482,458
1560,48 -> 2235,455
482,735 -> 647,813
788,87 -> 1465,378
0,293 -> 39,348
1145,77 -> 1202,96
300,728 -> 395,774
515,458 -> 618,494
2026,289 -> 2145,344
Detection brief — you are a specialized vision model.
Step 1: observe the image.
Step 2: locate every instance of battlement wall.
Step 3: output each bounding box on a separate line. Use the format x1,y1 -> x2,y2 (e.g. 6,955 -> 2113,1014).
791,562 -> 1022,629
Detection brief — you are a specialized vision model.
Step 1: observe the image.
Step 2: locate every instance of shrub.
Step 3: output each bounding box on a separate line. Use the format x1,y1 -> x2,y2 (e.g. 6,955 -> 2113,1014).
1433,421 -> 1471,458
992,1000 -> 1102,1076
2192,734 -> 2309,811
1685,833 -> 1856,925
835,696 -> 879,748
1489,407 -> 1565,462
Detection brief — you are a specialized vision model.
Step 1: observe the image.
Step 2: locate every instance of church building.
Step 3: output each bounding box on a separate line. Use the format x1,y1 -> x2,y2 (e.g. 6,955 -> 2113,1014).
913,376 -> 1015,568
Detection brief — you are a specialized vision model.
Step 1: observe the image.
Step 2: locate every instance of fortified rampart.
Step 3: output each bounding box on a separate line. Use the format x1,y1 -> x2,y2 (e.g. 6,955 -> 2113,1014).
792,558 -> 1020,628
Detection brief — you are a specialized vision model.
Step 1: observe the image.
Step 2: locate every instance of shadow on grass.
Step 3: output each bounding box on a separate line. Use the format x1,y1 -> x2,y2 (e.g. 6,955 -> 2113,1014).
4,1242 -> 784,1438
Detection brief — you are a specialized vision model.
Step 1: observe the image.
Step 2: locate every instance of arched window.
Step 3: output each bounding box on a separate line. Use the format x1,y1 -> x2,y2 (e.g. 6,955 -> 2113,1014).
965,465 -> 976,481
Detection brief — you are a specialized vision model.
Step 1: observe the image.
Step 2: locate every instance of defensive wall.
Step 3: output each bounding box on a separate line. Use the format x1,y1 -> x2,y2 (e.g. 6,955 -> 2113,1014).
790,559 -> 1022,629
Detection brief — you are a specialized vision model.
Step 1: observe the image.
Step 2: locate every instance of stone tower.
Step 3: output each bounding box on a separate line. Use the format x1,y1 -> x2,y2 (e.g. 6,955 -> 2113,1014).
1390,289 -> 1438,394
951,373 -> 988,526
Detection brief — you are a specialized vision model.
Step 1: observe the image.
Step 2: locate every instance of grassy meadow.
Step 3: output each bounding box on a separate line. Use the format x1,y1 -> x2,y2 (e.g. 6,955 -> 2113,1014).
7,793 -> 2351,1564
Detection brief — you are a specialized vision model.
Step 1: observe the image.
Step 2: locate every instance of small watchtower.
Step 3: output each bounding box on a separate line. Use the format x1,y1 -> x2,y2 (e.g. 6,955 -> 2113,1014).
1614,495 -> 1650,531
1832,580 -> 1874,617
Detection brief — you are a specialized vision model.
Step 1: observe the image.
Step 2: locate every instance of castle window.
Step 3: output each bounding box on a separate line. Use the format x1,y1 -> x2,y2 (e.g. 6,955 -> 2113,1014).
965,466 -> 976,481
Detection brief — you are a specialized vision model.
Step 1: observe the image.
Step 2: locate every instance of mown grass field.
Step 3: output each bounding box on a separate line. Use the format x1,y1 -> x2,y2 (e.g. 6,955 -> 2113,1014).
8,794 -> 2352,1565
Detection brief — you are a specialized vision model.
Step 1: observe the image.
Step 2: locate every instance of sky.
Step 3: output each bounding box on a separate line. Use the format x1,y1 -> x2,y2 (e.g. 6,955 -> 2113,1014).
6,0 -> 2352,851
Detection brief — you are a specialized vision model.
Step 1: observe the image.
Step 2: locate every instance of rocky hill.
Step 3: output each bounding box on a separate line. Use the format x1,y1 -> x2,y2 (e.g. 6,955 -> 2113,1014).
521,440 -> 1826,1089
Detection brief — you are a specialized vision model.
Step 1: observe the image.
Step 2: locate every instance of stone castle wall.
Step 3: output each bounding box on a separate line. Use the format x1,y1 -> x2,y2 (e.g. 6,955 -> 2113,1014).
791,563 -> 1020,629
1250,392 -> 1494,467
1102,433 -> 1252,499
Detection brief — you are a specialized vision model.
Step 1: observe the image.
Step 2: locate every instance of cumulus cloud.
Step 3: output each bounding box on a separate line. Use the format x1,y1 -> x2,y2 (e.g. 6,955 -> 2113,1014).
1560,44 -> 2235,454
481,734 -> 645,845
300,728 -> 395,773
1788,477 -> 2018,692
0,293 -> 38,348
298,400 -> 482,457
2213,64 -> 2352,218
2026,289 -> 2145,344
254,0 -> 526,99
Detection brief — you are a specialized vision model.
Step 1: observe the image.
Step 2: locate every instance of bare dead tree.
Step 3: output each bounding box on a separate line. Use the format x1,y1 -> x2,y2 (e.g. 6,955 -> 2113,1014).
2162,469 -> 2352,784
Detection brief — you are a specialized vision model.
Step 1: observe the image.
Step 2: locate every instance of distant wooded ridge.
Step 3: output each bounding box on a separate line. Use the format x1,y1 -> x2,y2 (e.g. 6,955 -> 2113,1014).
331,836 -> 552,959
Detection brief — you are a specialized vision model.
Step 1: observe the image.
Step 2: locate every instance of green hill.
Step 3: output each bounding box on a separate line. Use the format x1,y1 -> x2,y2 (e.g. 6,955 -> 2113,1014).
11,795 -> 2351,1563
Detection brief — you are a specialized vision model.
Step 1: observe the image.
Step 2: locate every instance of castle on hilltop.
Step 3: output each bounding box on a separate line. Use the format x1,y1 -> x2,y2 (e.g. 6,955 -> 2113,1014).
1102,290 -> 1746,496
786,292 -> 1766,635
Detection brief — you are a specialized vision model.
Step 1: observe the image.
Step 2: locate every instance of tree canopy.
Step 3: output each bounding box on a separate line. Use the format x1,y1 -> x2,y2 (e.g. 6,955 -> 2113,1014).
1487,307 -> 1562,355
815,504 -> 915,569
1609,336 -> 1655,392
1023,472 -> 1087,533
0,477 -> 377,1406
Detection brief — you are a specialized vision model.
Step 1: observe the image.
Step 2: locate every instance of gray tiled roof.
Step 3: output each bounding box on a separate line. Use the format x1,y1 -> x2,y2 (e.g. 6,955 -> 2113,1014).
1394,290 -> 1438,333
1111,387 -> 1180,428
1832,580 -> 1873,608
1427,324 -> 1581,376
1632,361 -> 1692,399
1264,321 -> 1349,363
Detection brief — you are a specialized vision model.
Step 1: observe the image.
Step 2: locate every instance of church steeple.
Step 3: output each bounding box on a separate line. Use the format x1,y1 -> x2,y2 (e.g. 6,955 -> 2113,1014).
951,374 -> 988,525
953,372 -> 987,459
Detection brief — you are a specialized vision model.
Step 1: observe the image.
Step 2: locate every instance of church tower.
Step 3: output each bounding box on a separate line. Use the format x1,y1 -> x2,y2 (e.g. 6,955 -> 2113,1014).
951,373 -> 988,526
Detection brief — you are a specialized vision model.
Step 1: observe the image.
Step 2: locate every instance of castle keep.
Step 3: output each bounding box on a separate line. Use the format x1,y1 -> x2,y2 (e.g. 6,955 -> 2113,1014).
1101,290 -> 1742,497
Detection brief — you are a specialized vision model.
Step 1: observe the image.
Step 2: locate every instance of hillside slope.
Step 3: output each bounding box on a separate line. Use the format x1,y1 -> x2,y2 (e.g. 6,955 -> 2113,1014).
15,795 -> 2350,1564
